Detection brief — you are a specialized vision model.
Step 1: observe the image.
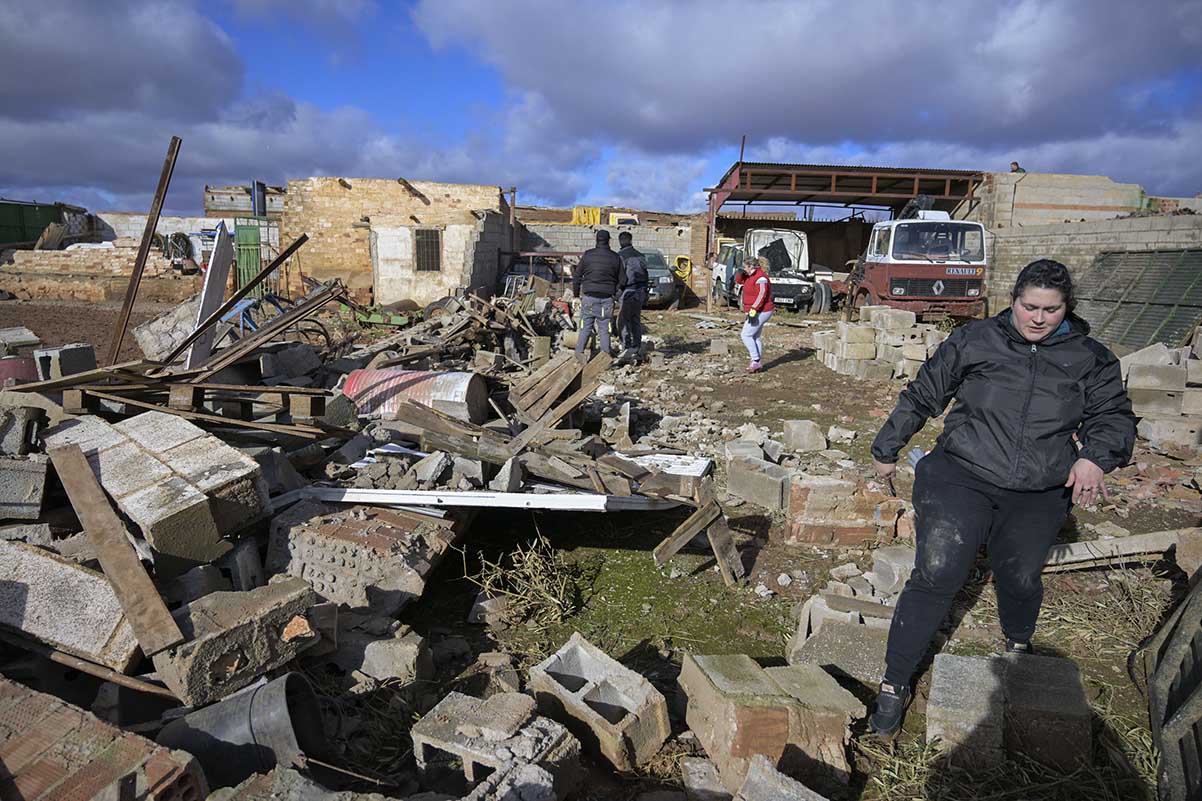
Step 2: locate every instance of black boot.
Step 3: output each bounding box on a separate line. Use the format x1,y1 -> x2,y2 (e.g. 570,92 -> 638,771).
869,681 -> 912,737
1005,638 -> 1033,655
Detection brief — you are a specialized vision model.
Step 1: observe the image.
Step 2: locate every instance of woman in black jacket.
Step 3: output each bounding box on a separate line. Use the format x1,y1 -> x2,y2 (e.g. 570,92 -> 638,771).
867,259 -> 1136,736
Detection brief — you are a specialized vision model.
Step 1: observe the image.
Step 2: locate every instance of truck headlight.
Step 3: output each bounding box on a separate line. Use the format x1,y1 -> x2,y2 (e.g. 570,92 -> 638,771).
658,276 -> 672,284
892,286 -> 905,295
967,288 -> 980,296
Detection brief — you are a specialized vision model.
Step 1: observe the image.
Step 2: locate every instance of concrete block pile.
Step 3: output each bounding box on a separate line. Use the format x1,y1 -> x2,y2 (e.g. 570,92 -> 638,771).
812,306 -> 948,381
1122,337 -> 1202,449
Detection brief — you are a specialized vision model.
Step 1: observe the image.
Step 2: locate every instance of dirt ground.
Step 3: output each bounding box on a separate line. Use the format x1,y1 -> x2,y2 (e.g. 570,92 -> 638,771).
5,297 -> 1194,800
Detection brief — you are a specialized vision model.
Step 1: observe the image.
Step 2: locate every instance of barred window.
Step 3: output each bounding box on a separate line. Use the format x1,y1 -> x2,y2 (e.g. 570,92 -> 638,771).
415,229 -> 441,271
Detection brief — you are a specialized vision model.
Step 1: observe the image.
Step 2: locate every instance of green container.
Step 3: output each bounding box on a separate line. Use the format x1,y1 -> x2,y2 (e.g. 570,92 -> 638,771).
0,199 -> 64,245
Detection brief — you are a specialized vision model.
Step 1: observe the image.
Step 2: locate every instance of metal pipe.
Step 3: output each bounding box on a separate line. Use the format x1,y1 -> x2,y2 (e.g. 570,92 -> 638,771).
0,631 -> 178,700
156,672 -> 330,788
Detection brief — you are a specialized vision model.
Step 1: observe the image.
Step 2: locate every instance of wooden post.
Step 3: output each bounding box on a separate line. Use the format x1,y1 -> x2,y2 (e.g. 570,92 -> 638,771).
106,136 -> 181,365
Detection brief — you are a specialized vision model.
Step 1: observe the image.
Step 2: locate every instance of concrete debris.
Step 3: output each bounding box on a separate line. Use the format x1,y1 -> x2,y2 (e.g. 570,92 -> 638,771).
786,474 -> 903,548
681,757 -> 733,801
782,419 -> 827,453
529,632 -> 670,770
152,576 -> 320,706
266,502 -> 458,615
412,691 -> 581,799
871,545 -> 916,595
0,453 -> 48,519
727,456 -> 793,510
735,755 -> 830,801
33,342 -> 96,381
0,538 -> 141,671
678,653 -> 863,793
927,653 -> 1091,770
787,620 -> 889,690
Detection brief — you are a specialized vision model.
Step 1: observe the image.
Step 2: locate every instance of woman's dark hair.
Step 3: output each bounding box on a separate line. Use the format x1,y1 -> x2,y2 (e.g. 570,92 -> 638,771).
1012,259 -> 1074,311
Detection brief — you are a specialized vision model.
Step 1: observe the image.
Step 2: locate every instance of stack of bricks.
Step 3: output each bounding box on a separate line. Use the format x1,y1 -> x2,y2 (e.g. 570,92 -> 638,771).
1124,337 -> 1202,448
3,245 -> 196,302
812,306 -> 947,381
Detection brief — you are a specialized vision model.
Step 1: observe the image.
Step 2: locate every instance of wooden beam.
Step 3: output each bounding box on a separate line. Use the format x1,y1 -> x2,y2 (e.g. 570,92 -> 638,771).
107,136 -> 180,365
48,445 -> 184,656
653,500 -> 721,566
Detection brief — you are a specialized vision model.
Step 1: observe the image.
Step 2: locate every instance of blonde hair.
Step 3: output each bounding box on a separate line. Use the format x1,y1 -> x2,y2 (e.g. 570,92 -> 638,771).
757,256 -> 770,270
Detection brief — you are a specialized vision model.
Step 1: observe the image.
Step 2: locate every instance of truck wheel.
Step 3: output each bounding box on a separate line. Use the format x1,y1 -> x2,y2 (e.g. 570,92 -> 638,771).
815,283 -> 832,314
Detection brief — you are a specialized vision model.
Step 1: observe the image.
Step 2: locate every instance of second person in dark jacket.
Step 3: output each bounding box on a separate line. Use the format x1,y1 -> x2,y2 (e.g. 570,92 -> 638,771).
573,230 -> 626,357
866,259 -> 1135,737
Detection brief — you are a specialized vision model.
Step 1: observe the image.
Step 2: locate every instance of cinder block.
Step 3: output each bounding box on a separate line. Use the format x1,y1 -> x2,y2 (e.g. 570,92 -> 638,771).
736,754 -> 830,801
837,342 -> 875,360
835,322 -> 875,344
1183,390 -> 1202,416
1003,653 -> 1091,770
1138,415 -> 1202,446
158,436 -> 270,532
901,343 -> 927,361
411,691 -> 581,796
871,309 -> 918,330
1128,363 -> 1187,391
926,653 -> 1005,767
0,404 -> 44,455
0,539 -> 140,671
678,654 -> 859,793
33,342 -> 96,381
782,420 -> 826,453
728,457 -> 792,511
151,577 -> 320,706
787,621 -> 888,689
1129,388 -> 1184,416
267,502 -> 457,616
682,757 -> 733,801
725,440 -> 764,462
0,454 -> 47,520
871,546 -> 916,595
1188,360 -> 1202,387
857,305 -> 890,323
858,359 -> 895,381
529,632 -> 669,770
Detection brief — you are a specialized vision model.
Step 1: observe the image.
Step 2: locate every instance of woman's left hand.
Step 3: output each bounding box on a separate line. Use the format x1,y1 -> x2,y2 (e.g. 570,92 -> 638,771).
1065,458 -> 1107,505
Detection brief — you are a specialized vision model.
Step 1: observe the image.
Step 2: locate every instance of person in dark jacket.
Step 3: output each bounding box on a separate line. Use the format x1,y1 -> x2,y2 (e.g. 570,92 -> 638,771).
867,259 -> 1135,736
615,231 -> 648,366
573,230 -> 626,356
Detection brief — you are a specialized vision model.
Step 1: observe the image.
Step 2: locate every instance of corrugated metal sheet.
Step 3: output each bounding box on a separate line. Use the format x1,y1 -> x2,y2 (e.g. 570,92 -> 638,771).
342,369 -> 489,423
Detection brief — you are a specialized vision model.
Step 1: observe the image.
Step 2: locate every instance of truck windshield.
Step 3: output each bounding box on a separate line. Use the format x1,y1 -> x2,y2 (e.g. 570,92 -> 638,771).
891,222 -> 984,262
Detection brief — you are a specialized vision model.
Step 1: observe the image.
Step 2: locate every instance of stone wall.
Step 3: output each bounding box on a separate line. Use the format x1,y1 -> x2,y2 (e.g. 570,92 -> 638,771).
96,212 -> 234,241
987,215 -> 1202,309
0,245 -> 199,302
521,222 -> 694,262
280,177 -> 510,300
370,210 -> 509,306
967,172 -> 1145,229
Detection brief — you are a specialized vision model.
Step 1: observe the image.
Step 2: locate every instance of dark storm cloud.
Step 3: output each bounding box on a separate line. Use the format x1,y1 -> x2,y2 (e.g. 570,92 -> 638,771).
0,0 -> 243,122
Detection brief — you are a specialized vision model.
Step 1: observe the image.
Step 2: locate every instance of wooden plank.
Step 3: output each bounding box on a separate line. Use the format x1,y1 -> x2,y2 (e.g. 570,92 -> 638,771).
706,516 -> 744,586
1042,528 -> 1186,572
85,390 -> 324,438
516,358 -> 581,417
537,352 -> 613,428
107,136 -> 180,365
653,500 -> 721,566
7,361 -> 155,394
512,351 -> 574,397
48,445 -> 184,656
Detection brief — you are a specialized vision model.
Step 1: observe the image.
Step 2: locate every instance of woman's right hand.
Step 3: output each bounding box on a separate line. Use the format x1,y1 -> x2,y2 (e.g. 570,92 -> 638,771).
873,459 -> 897,479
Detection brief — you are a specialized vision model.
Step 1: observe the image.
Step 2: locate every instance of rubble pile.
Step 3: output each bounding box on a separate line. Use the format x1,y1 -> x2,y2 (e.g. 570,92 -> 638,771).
812,306 -> 948,381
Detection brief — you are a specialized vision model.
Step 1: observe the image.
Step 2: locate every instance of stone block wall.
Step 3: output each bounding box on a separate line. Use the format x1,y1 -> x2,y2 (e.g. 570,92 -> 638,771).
370,210 -> 508,306
987,215 -> 1202,309
281,177 -> 510,300
96,212 -> 234,241
522,223 -> 694,262
968,172 -> 1145,229
0,246 -> 200,302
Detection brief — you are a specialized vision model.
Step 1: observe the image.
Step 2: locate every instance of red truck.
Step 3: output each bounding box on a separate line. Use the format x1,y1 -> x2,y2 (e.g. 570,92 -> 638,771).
839,208 -> 989,321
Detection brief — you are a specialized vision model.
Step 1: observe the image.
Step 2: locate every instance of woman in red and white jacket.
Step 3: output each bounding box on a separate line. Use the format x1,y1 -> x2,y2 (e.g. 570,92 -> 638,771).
734,256 -> 774,372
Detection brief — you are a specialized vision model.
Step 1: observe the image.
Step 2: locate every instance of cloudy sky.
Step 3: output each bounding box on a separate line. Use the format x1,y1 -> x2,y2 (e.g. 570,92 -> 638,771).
1,0 -> 1200,215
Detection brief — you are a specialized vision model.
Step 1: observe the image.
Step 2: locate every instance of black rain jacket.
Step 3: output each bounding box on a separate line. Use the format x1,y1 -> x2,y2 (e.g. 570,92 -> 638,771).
573,237 -> 626,298
871,309 -> 1136,491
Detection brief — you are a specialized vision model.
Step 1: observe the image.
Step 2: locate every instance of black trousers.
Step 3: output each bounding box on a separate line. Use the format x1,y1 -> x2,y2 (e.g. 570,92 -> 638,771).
883,447 -> 1072,686
618,291 -> 644,352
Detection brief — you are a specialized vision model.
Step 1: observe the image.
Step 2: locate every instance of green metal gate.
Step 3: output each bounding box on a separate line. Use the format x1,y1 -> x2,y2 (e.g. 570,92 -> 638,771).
233,216 -> 280,297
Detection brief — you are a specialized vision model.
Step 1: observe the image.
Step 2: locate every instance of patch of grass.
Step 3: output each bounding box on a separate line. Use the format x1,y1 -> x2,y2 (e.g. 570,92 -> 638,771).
465,530 -> 598,633
855,733 -> 1153,801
